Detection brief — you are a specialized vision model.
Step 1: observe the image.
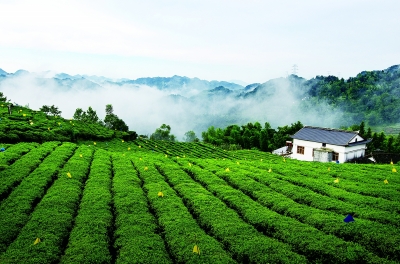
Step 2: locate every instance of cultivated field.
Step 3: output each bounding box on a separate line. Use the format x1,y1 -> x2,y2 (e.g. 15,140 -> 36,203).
0,139 -> 399,263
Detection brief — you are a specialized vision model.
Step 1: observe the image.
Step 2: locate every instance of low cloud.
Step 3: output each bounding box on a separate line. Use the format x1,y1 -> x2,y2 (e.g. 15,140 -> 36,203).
0,73 -> 345,140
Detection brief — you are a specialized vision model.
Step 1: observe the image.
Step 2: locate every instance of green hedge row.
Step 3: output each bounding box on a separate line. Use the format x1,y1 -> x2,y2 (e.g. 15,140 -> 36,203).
200,162 -> 400,262
0,142 -> 38,167
112,154 -> 172,264
179,161 -> 387,264
156,160 -> 308,264
0,141 -> 60,200
217,159 -> 400,228
61,149 -> 113,263
0,145 -> 94,263
0,142 -> 77,253
135,156 -> 235,264
250,161 -> 400,214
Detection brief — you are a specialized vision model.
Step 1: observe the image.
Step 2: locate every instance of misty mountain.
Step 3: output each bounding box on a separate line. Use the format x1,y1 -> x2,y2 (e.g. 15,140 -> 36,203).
120,75 -> 244,91
0,64 -> 399,139
54,77 -> 102,91
0,68 -> 8,77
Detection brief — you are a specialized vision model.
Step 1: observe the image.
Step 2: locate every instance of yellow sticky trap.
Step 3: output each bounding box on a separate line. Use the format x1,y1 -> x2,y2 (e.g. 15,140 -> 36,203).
392,167 -> 397,173
384,179 -> 389,184
138,145 -> 141,148
30,122 -> 33,125
93,142 -> 96,145
139,158 -> 142,161
67,172 -> 72,178
283,158 -> 286,162
177,156 -> 180,159
260,159 -> 263,161
34,237 -> 41,245
144,167 -> 148,171
236,162 -> 239,165
334,178 -> 339,183
23,113 -> 26,117
158,191 -> 164,197
268,168 -> 272,173
193,245 -> 200,255
225,168 -> 230,172
128,147 -> 131,150
390,160 -> 393,165
121,140 -> 124,143
188,163 -> 192,167
165,155 -> 168,158
58,122 -> 61,125
328,167 -> 330,171
79,154 -> 83,158
48,127 -> 50,131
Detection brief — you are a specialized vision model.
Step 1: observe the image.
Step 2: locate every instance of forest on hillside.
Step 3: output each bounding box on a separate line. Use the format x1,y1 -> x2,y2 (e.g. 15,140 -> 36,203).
300,65 -> 400,126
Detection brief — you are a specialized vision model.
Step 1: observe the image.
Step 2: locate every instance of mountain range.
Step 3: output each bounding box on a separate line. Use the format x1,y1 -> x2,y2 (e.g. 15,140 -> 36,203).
0,64 -> 399,138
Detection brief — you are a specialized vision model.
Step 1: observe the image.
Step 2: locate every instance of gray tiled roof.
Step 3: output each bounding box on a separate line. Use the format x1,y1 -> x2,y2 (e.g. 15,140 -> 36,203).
291,126 -> 360,146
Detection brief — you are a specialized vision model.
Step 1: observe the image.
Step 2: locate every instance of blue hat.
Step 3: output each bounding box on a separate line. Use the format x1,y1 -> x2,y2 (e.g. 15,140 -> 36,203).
344,214 -> 354,223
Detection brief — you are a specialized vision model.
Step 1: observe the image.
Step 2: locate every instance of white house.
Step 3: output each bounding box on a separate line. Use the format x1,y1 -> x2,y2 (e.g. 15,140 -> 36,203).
290,126 -> 372,163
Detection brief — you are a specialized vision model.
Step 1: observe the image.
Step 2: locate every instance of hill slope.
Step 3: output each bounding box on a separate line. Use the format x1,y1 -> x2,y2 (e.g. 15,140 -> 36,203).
0,140 -> 398,263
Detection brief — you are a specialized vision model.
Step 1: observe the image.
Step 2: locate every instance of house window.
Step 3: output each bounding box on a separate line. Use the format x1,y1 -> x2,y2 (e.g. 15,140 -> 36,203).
297,146 -> 304,155
322,143 -> 326,147
332,152 -> 339,161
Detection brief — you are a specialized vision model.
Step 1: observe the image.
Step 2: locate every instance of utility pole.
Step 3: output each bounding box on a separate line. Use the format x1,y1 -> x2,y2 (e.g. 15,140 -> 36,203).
292,64 -> 298,75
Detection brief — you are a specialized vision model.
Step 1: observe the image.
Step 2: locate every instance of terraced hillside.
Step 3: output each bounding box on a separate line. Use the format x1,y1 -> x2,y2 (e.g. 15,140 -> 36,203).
0,140 -> 399,263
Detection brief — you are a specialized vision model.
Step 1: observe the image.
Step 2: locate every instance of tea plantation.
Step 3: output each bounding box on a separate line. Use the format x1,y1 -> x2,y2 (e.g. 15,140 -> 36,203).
0,139 -> 399,263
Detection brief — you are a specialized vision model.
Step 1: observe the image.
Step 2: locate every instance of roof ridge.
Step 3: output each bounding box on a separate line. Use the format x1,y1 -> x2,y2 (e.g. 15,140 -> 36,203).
303,126 -> 358,134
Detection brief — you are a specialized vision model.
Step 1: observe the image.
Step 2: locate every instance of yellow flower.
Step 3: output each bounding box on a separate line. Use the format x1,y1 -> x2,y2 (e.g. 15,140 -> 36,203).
67,172 -> 72,178
158,191 -> 164,197
34,238 -> 41,245
193,245 -> 200,255
225,168 -> 230,172
384,179 -> 389,184
334,178 -> 339,183
144,167 -> 148,171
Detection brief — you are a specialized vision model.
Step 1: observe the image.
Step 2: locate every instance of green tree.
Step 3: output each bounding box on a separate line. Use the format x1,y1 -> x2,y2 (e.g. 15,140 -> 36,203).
86,106 -> 99,123
40,105 -> 51,115
73,108 -> 84,120
49,105 -> 61,116
359,121 -> 365,138
0,92 -> 7,102
183,130 -> 198,142
150,124 -> 175,141
104,104 -> 128,131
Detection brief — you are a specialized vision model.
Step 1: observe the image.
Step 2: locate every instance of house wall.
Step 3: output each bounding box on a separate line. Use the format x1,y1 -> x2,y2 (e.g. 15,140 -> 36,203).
292,139 -> 367,163
349,135 -> 364,143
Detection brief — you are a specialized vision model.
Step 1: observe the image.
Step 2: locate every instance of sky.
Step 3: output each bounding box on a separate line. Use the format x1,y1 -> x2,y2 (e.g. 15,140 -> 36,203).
0,0 -> 399,84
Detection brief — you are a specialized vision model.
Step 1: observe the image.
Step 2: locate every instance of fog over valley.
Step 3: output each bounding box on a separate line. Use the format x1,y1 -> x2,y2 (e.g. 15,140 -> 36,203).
0,69 -> 350,140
